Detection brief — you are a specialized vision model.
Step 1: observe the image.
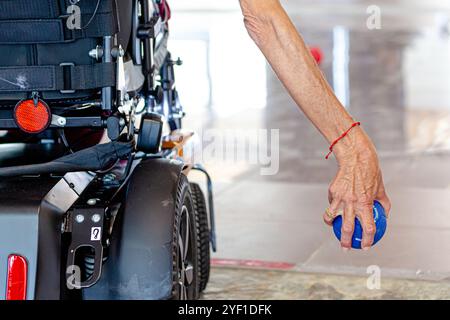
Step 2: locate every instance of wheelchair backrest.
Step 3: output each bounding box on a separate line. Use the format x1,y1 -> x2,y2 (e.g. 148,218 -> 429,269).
0,0 -> 119,103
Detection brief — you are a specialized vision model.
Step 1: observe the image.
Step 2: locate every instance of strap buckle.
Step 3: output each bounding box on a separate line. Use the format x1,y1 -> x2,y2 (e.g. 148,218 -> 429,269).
59,62 -> 76,94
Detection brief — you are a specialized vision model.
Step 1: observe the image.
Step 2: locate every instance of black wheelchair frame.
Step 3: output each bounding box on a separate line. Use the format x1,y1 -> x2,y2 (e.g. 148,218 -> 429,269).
0,0 -> 215,300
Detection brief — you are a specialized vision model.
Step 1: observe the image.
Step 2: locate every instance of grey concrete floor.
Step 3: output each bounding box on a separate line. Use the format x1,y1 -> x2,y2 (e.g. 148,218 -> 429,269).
169,0 -> 450,298
203,267 -> 450,300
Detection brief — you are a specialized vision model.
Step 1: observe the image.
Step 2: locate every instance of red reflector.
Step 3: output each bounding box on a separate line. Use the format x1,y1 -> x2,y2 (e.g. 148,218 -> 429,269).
6,255 -> 28,300
14,99 -> 51,134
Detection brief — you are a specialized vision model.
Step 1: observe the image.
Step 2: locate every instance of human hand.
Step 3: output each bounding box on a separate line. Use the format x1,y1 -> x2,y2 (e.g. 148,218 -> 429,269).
323,129 -> 391,251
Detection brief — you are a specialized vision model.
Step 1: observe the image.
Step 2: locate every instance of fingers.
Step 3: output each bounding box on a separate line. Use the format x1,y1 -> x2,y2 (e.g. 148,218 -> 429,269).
328,176 -> 337,204
341,202 -> 355,250
327,169 -> 391,252
357,204 -> 376,250
323,198 -> 341,226
377,193 -> 391,218
376,174 -> 392,218
377,190 -> 391,218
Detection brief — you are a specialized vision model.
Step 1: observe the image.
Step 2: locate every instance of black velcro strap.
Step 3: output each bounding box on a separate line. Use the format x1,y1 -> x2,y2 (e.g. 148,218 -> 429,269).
0,14 -> 118,44
0,20 -> 65,44
56,63 -> 116,91
0,63 -> 115,92
0,0 -> 59,20
0,66 -> 56,91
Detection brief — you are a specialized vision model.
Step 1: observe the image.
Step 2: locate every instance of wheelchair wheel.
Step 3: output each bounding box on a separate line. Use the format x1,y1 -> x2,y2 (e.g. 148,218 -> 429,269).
190,183 -> 211,293
172,175 -> 200,300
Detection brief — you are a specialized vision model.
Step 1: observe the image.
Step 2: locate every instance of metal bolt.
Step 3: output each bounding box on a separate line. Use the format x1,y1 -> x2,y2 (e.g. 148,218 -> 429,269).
173,57 -> 183,66
91,214 -> 101,223
89,45 -> 104,60
57,117 -> 66,126
75,214 -> 85,223
87,198 -> 97,206
118,45 -> 125,57
103,173 -> 116,182
110,46 -> 125,59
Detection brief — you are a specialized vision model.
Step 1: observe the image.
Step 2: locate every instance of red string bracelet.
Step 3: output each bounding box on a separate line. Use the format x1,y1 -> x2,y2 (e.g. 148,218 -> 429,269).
325,122 -> 361,159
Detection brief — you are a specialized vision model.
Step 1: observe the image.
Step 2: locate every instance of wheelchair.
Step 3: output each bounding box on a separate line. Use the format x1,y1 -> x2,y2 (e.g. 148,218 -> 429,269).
0,0 -> 215,300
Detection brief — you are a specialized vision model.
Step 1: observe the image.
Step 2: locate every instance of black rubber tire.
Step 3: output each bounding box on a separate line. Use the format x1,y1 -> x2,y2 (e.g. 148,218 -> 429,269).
171,175 -> 200,300
190,183 -> 211,293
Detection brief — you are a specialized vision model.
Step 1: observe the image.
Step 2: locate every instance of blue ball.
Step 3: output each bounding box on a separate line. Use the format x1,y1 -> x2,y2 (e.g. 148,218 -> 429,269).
332,200 -> 387,249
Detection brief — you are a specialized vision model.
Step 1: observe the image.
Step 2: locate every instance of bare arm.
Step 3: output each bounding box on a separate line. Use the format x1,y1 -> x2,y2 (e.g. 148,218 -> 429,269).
239,0 -> 391,250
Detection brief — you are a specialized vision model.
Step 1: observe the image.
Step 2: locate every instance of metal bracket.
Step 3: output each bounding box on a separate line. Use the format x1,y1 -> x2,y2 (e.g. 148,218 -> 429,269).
59,62 -> 76,94
51,114 -> 67,127
43,172 -> 94,214
66,207 -> 105,289
191,164 -> 217,252
114,45 -> 127,107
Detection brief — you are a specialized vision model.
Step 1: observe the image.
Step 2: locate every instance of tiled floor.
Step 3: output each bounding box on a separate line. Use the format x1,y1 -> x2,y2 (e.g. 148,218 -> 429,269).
169,0 -> 450,297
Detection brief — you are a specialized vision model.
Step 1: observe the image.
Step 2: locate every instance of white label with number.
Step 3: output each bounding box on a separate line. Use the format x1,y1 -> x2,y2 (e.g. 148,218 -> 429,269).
91,227 -> 102,241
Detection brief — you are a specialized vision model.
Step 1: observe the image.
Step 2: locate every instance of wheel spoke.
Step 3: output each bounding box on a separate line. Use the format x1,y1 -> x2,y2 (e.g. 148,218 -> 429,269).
183,207 -> 190,260
178,235 -> 184,264
177,201 -> 194,300
180,283 -> 187,300
185,264 -> 194,285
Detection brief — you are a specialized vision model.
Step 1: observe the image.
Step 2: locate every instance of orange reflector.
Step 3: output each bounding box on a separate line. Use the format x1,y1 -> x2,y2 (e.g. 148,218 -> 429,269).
6,255 -> 28,300
14,99 -> 51,134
